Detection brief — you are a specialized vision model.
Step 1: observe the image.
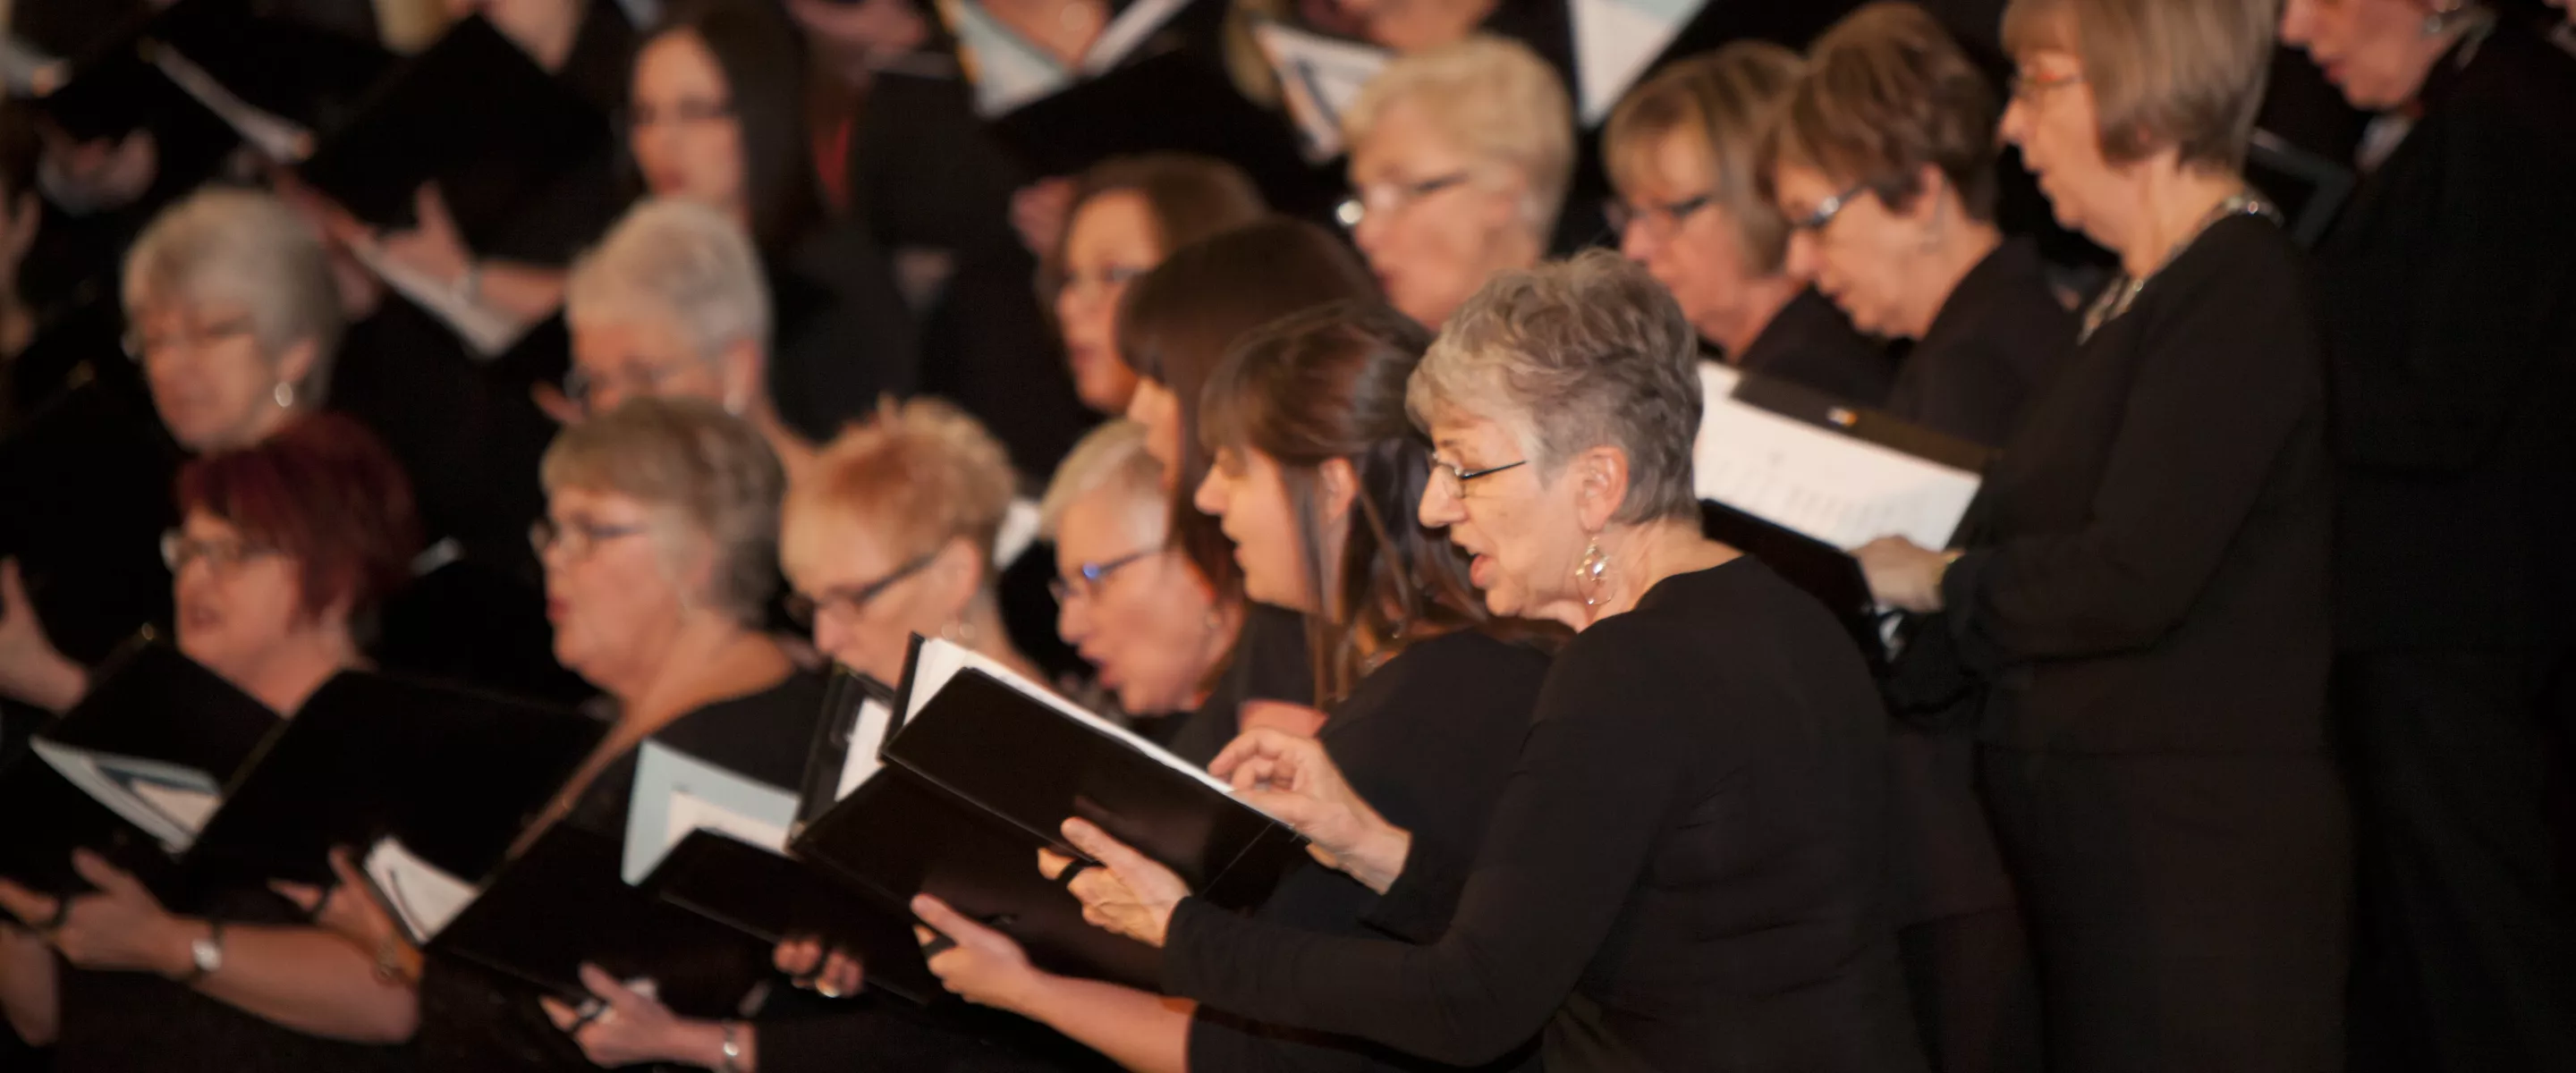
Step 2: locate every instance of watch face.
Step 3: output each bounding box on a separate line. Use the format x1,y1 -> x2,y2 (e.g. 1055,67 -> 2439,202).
193,936 -> 223,975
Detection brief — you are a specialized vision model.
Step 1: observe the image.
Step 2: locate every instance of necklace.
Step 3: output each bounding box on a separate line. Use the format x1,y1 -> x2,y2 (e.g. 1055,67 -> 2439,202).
2078,191 -> 2280,343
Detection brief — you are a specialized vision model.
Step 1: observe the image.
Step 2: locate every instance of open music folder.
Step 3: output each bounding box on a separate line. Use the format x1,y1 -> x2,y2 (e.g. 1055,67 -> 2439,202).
792,636 -> 1310,988
1692,363 -> 1994,664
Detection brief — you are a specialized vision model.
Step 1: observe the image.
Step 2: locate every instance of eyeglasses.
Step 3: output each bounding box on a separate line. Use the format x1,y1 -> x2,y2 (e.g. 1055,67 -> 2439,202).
1335,171 -> 1471,230
1428,457 -> 1528,500
161,531 -> 276,572
1789,183 -> 1870,233
563,360 -> 695,412
785,550 -> 940,628
529,518 -> 650,561
1604,192 -> 1715,237
2007,69 -> 2085,102
623,97 -> 737,129
1047,547 -> 1160,604
124,316 -> 258,364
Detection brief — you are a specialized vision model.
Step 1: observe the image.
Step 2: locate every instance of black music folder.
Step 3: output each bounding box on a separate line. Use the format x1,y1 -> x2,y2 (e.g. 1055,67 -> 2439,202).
292,14 -> 612,242
0,638 -> 278,899
182,672 -> 602,892
630,672 -> 937,1003
427,824 -> 778,1019
35,0 -> 390,144
791,637 -> 1308,987
1692,369 -> 1994,667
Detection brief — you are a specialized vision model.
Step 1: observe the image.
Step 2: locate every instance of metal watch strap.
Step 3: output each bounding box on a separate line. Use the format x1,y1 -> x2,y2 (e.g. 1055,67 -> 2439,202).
718,1020 -> 744,1073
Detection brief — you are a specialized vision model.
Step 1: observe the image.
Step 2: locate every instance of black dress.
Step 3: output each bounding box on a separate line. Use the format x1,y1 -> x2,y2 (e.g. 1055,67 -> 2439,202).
2309,21 -> 2576,1073
1934,214 -> 2347,1072
1185,629 -> 1550,1073
1892,238 -> 2069,451
1731,289 -> 1899,408
764,218 -> 923,444
1163,561 -> 1923,1072
413,670 -> 830,1073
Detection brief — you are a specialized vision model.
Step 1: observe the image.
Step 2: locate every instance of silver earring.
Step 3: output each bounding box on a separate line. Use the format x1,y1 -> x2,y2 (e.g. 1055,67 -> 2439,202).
2423,0 -> 2471,36
273,382 -> 295,409
1576,537 -> 1611,608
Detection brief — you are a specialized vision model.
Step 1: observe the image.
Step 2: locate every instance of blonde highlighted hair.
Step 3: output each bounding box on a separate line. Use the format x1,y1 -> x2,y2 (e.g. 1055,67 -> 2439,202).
1605,41 -> 1807,275
2000,0 -> 2278,171
792,397 -> 1018,570
1345,34 -> 1575,239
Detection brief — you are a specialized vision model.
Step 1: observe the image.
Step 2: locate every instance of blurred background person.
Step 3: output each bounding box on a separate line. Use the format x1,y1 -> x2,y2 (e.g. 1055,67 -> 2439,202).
1041,155 -> 1267,418
0,413 -> 424,1073
1857,0 -> 2350,1068
1114,217 -> 1381,758
1605,43 -> 1897,407
1038,421 -> 1241,722
1056,253 -> 1923,1071
625,0 -> 921,442
1338,35 -> 1572,329
778,397 -> 1037,689
2278,0 -> 2576,1068
417,395 -> 822,1073
1767,3 -> 2070,447
913,300 -> 1553,1073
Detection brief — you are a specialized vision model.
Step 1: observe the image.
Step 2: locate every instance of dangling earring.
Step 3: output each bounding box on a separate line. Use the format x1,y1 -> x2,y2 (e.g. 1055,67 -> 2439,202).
273,382 -> 296,409
1575,536 -> 1611,608
940,619 -> 979,646
2422,0 -> 2470,36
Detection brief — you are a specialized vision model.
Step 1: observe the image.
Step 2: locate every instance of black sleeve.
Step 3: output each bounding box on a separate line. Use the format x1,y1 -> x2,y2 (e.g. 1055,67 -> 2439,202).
1355,829 -> 1471,944
2324,106 -> 2576,475
1941,229 -> 2323,666
1902,335 -> 2042,451
1161,632 -> 1690,1067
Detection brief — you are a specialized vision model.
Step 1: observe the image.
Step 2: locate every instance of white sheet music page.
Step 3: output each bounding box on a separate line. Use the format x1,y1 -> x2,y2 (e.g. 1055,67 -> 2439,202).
30,740 -> 222,851
363,838 -> 478,943
622,742 -> 800,883
1691,361 -> 1981,550
1571,0 -> 1704,125
834,697 -> 898,800
902,636 -> 1245,798
1250,19 -> 1389,162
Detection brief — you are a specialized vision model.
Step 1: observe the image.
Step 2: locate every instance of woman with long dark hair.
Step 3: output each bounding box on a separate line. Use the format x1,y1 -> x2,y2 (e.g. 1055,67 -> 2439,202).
625,0 -> 920,441
908,300 -> 1554,1073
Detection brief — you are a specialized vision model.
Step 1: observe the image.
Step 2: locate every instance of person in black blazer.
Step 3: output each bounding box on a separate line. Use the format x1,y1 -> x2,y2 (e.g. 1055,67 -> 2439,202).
1046,254 -> 1924,1072
1855,1 -> 2349,1070
1762,7 -> 2075,1070
2279,2 -> 2576,1069
1603,43 -> 1899,410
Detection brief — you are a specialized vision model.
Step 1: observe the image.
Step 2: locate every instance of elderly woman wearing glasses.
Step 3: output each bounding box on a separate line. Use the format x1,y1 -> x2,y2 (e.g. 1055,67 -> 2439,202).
1046,253 -> 1924,1072
1852,0 -> 2349,1068
562,197 -> 815,475
1603,43 -> 1897,406
1337,35 -> 1572,329
0,413 -> 427,1069
778,396 -> 1039,689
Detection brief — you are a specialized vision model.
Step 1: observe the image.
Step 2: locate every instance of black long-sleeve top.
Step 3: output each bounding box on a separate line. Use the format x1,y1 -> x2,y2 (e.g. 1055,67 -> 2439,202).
2312,20 -> 2576,651
1890,238 -> 2072,449
1731,289 -> 1899,409
1938,214 -> 2333,755
1187,629 -> 1550,1073
1162,561 -> 1923,1071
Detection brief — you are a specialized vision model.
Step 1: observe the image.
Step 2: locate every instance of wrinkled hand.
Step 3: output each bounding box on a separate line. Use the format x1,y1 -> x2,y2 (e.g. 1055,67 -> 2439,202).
1010,178 -> 1078,263
774,937 -> 864,999
1236,698 -> 1328,739
1853,536 -> 1953,614
0,559 -> 82,711
0,851 -> 194,976
539,965 -> 697,1068
1209,728 -> 1409,892
371,184 -> 473,289
1050,819 -> 1189,948
910,893 -> 1042,1011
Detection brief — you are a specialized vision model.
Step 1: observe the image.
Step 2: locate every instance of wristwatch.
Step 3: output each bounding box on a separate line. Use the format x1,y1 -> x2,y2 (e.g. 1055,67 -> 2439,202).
182,920 -> 225,984
718,1020 -> 745,1073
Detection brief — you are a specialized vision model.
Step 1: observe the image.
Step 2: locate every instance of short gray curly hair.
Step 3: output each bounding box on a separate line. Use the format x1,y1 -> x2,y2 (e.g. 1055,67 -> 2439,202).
566,197 -> 772,364
1406,249 -> 1703,526
540,395 -> 786,626
123,186 -> 344,400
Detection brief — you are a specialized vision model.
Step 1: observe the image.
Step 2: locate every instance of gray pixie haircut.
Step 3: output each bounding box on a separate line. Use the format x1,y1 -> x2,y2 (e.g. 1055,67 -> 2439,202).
1406,249 -> 1703,526
567,198 -> 773,364
1038,419 -> 1165,542
123,186 -> 345,400
541,395 -> 787,627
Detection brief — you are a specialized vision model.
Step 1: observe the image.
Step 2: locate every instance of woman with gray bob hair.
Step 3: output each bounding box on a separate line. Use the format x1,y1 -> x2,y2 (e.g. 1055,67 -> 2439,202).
122,186 -> 343,452
1053,250 -> 1924,1070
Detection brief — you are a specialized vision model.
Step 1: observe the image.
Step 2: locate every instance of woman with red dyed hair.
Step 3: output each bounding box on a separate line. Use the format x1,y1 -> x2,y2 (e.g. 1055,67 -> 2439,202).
0,412 -> 431,1069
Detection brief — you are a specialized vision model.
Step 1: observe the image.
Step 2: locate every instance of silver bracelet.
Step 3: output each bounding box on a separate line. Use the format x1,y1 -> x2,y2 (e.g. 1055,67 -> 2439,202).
718,1020 -> 744,1073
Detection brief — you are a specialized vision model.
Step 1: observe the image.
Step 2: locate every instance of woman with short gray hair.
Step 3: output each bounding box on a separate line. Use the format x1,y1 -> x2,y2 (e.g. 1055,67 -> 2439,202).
122,186 -> 343,452
1055,250 -> 1925,1071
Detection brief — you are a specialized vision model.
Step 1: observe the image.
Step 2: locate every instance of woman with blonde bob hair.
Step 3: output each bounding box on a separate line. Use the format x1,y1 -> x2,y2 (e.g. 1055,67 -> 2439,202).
1852,0 -> 2349,1069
